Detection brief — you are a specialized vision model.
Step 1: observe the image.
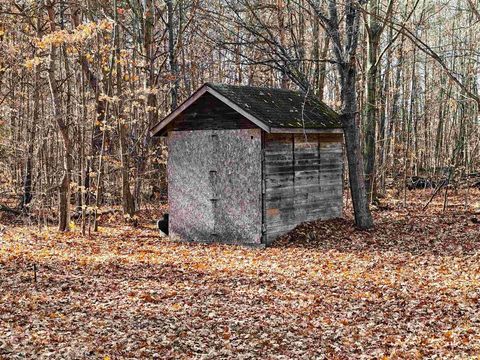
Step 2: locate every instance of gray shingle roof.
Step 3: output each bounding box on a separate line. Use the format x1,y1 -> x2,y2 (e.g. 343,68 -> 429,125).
206,83 -> 341,129
150,83 -> 342,137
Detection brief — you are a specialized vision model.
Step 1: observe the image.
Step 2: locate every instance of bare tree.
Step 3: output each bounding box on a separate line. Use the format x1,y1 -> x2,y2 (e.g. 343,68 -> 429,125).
310,0 -> 374,229
46,0 -> 72,231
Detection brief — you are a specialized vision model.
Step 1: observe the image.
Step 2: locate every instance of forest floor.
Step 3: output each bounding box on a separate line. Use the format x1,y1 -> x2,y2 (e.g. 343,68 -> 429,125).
1,189 -> 480,359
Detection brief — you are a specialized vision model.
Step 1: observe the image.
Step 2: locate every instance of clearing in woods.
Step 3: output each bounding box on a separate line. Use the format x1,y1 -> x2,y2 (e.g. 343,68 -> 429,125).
1,189 -> 480,358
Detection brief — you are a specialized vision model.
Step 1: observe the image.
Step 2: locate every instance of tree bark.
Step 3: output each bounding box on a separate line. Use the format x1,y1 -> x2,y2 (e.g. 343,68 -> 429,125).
114,0 -> 135,220
326,0 -> 374,229
364,12 -> 381,202
166,0 -> 179,110
341,66 -> 374,229
46,1 -> 72,231
20,3 -> 43,211
134,0 -> 158,209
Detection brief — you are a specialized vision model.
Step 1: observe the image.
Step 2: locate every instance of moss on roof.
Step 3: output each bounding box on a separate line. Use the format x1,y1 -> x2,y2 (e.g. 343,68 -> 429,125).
206,83 -> 341,129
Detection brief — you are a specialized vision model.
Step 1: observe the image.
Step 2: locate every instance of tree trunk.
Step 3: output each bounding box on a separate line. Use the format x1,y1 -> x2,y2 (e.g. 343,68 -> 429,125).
364,25 -> 380,202
341,66 -> 374,229
70,4 -> 106,208
114,0 -> 135,220
326,0 -> 374,229
46,2 -> 71,231
277,0 -> 289,88
134,0 -> 158,210
317,37 -> 330,101
21,6 -> 43,211
166,0 -> 179,110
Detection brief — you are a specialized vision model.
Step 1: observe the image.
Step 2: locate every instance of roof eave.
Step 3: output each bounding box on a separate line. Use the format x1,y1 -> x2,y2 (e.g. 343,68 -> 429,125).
269,127 -> 343,134
149,85 -> 209,137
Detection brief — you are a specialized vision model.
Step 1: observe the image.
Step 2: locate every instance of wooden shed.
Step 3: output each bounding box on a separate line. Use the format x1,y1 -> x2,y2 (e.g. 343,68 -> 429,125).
150,83 -> 344,246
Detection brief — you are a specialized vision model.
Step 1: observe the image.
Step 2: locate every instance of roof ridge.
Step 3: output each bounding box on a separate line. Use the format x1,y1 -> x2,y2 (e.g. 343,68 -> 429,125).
206,82 -> 309,95
205,82 -> 338,117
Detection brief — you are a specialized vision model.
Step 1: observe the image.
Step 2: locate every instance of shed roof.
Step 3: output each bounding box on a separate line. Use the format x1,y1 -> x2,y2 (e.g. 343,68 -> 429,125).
150,83 -> 342,136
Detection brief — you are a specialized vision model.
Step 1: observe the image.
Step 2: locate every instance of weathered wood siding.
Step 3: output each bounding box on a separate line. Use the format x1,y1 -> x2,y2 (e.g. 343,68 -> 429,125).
264,133 -> 343,243
166,93 -> 257,132
168,128 -> 263,244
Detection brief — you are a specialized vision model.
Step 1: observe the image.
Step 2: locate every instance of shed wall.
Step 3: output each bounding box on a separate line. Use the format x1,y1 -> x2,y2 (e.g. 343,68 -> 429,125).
264,133 -> 343,243
168,129 -> 263,244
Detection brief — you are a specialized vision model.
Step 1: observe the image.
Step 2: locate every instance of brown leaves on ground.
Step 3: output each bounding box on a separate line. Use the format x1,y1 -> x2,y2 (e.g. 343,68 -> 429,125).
1,190 -> 480,359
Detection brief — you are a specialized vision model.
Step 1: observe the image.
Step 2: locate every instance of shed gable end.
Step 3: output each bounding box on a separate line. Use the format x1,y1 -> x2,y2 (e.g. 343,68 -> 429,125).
163,93 -> 259,133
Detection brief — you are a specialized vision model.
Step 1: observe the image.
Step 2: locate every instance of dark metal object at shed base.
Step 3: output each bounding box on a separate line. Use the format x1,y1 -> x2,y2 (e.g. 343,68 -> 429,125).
157,214 -> 169,236
150,83 -> 344,246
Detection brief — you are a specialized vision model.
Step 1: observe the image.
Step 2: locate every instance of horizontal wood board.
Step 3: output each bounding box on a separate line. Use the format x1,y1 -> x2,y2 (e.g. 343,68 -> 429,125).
264,133 -> 343,243
166,93 -> 257,132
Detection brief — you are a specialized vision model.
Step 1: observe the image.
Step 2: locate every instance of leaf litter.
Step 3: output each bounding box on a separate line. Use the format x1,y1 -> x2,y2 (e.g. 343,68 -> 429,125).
1,189 -> 480,359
